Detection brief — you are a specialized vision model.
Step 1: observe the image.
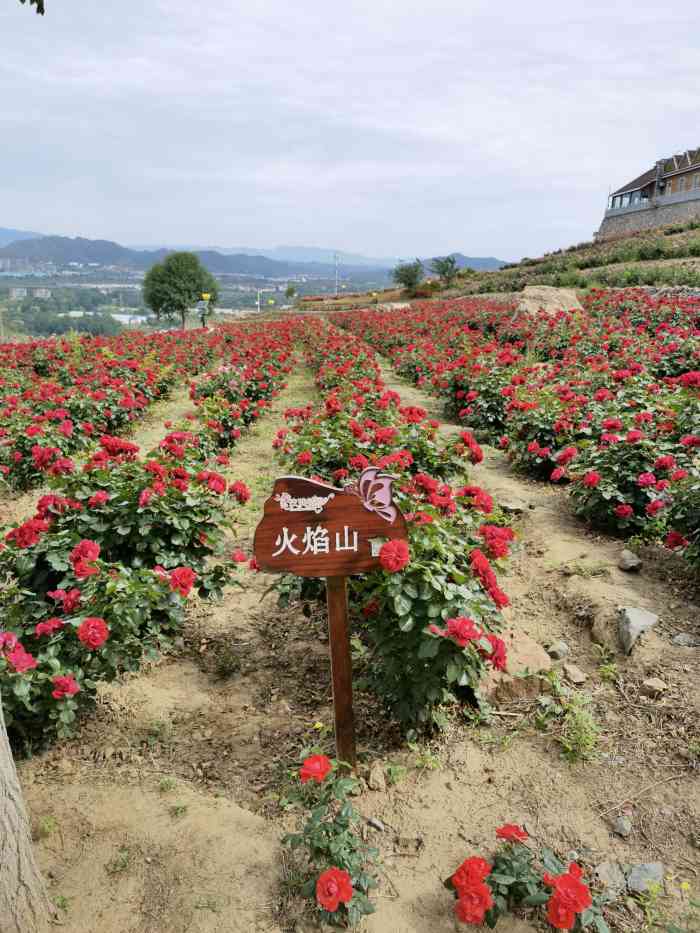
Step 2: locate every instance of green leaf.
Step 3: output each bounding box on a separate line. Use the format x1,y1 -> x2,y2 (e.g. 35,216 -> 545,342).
417,638 -> 440,659
523,892 -> 549,906
394,593 -> 412,616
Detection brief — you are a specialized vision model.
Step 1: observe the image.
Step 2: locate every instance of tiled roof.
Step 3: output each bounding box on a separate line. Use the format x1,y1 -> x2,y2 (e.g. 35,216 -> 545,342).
612,147 -> 700,196
663,148 -> 700,175
612,168 -> 657,196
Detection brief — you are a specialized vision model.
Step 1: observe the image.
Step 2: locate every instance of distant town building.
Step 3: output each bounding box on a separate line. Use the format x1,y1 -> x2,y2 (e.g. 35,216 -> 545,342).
598,147 -> 700,239
32,287 -> 52,299
9,287 -> 27,299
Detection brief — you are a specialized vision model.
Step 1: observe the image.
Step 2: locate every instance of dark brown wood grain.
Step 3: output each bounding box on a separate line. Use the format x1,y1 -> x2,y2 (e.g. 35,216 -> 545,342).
253,473 -> 407,577
326,576 -> 356,767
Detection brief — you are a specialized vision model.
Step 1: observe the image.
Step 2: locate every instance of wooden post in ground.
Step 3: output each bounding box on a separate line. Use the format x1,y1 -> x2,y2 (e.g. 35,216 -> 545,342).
325,576 -> 356,768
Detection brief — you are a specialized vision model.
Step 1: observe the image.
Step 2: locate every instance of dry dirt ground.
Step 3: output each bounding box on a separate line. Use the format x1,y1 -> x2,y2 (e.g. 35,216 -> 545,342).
10,359 -> 700,933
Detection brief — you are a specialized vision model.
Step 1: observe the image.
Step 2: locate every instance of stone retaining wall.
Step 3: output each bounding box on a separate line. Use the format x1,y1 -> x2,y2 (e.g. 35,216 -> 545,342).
597,199 -> 700,239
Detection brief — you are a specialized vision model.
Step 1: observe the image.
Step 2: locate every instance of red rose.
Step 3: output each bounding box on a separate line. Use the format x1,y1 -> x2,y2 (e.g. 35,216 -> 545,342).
77,617 -> 109,650
169,566 -> 197,597
665,531 -> 688,550
454,881 -> 494,925
70,539 -> 101,578
496,823 -> 528,843
35,617 -> 64,637
6,644 -> 38,673
379,539 -> 410,573
88,490 -> 109,507
315,867 -> 353,913
543,862 -> 592,928
229,480 -> 251,503
299,754 -> 333,784
444,616 -> 481,648
546,894 -> 577,930
485,634 -> 507,671
582,471 -> 600,488
614,503 -> 633,519
452,856 -> 492,893
51,674 -> 80,700
297,450 -> 313,466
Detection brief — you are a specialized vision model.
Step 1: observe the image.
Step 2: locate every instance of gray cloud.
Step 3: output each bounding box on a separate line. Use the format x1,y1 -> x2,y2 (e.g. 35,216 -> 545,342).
1,0 -> 698,260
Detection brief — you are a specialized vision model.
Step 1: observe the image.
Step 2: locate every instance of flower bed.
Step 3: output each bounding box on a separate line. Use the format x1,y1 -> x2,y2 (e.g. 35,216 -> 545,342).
0,320 -> 297,750
0,327 -> 229,490
271,319 -> 512,729
333,289 -> 700,568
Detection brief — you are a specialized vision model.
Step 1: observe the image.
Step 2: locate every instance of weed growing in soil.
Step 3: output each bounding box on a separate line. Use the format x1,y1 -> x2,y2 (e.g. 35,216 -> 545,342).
105,847 -> 131,875
558,693 -> 600,762
33,815 -> 58,840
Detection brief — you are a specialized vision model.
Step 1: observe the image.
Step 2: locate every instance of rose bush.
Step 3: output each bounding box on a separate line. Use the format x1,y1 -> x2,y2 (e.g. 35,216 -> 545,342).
446,824 -> 609,931
273,319 -> 512,729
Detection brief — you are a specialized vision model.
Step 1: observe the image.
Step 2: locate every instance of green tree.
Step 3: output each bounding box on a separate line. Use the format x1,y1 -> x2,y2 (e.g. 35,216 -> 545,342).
392,259 -> 424,296
19,0 -> 45,13
430,255 -> 458,287
143,252 -> 219,330
285,283 -> 297,301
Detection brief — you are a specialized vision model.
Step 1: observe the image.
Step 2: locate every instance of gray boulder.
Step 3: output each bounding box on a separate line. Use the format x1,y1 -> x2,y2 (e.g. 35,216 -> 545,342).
619,607 -> 659,655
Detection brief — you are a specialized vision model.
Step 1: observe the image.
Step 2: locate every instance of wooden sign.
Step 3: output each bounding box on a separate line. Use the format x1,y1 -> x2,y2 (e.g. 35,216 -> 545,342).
254,468 -> 408,766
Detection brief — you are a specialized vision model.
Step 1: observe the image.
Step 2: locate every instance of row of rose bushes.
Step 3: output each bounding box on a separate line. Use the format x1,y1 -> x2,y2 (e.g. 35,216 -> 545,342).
0,321 -> 298,751
0,326 -> 242,490
271,319 -> 514,730
333,289 -> 700,568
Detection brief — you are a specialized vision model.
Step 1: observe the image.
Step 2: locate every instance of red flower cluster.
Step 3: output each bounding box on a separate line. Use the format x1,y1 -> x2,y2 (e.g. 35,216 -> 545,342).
452,856 -> 494,925
469,549 -> 509,609
51,674 -> 80,700
479,524 -> 515,559
69,539 -> 101,579
168,566 -> 197,597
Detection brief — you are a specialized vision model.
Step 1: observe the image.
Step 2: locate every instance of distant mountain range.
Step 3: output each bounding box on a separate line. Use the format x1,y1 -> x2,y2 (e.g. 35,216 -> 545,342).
0,226 -> 45,248
130,243 -> 507,271
0,228 -> 507,276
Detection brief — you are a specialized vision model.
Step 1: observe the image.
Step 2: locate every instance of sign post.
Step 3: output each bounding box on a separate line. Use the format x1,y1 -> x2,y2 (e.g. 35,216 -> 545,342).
254,469 -> 407,767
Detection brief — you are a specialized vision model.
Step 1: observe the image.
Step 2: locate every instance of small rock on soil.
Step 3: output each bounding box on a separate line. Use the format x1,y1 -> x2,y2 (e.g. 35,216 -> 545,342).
546,640 -> 570,660
626,862 -> 665,894
641,677 -> 668,697
563,663 -> 587,685
618,549 -> 642,572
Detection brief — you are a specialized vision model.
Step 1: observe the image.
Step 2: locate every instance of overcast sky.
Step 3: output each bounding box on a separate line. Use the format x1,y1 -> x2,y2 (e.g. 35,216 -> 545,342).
1,0 -> 698,261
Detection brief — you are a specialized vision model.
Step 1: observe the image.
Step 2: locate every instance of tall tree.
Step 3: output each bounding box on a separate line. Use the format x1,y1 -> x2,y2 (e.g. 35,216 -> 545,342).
143,252 -> 219,330
430,255 -> 459,287
391,259 -> 424,297
19,0 -> 45,13
0,699 -> 55,933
